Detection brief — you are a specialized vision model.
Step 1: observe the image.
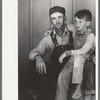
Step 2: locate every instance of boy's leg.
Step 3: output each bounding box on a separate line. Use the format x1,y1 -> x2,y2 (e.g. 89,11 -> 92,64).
72,56 -> 85,98
72,84 -> 82,99
85,95 -> 92,100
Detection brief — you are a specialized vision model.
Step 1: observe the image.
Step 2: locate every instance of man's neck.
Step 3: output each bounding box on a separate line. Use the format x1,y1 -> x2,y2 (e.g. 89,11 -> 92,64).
55,25 -> 65,37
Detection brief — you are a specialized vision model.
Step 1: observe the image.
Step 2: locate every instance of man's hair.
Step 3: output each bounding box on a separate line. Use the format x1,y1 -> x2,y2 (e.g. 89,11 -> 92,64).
49,6 -> 66,16
74,9 -> 92,21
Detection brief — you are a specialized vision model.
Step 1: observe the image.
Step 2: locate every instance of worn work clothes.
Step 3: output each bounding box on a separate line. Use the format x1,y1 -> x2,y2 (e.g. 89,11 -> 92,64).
29,27 -> 70,61
82,60 -> 95,95
55,56 -> 74,100
29,26 -> 73,100
55,28 -> 95,100
71,28 -> 95,83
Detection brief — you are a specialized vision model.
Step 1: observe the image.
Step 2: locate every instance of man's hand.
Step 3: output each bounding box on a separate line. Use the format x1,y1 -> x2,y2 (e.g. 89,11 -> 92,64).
59,51 -> 71,63
35,56 -> 47,74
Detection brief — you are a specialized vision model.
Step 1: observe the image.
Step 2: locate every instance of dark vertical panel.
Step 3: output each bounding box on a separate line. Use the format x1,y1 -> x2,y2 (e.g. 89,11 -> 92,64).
31,0 -> 50,48
72,0 -> 77,23
18,0 -> 30,88
0,0 -> 2,99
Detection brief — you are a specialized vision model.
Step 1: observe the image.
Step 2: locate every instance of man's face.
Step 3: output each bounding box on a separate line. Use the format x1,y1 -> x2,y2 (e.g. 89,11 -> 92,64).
50,12 -> 65,29
75,17 -> 90,32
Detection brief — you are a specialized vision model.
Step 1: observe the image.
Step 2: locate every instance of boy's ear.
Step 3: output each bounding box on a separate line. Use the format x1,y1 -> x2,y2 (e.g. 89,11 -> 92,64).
86,21 -> 90,26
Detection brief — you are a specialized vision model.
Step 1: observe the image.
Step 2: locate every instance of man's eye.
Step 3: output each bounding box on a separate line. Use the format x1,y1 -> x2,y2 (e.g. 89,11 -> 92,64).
58,16 -> 63,19
79,21 -> 82,23
51,18 -> 55,20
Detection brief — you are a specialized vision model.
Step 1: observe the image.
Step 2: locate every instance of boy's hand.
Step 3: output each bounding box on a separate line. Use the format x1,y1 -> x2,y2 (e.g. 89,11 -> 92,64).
67,23 -> 76,33
59,52 -> 67,63
59,51 -> 71,63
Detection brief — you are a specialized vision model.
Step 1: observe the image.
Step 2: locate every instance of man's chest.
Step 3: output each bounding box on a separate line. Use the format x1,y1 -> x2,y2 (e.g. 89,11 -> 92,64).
56,34 -> 70,45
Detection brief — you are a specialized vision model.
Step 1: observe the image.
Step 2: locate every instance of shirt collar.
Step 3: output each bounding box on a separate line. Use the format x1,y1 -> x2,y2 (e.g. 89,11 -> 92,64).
52,27 -> 69,38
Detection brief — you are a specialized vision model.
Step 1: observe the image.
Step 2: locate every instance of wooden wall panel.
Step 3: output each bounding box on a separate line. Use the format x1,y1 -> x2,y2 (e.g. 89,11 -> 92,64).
18,0 -> 30,87
31,0 -> 50,49
76,0 -> 95,32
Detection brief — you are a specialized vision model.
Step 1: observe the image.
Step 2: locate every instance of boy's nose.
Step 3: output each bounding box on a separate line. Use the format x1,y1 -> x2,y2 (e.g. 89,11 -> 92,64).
76,23 -> 79,27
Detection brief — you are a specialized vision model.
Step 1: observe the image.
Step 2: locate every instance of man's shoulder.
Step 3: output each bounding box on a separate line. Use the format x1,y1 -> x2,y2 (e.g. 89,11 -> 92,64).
44,29 -> 53,37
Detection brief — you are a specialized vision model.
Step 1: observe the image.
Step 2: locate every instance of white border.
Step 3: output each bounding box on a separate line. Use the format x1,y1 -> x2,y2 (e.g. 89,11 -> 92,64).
2,0 -> 18,100
96,0 -> 98,100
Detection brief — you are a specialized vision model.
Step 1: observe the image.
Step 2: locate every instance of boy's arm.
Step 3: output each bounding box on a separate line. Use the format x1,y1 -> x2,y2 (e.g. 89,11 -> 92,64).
67,23 -> 76,38
71,33 -> 95,56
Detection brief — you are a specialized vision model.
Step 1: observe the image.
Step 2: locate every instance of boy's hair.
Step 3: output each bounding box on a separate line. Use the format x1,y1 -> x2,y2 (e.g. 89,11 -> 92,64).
74,9 -> 92,21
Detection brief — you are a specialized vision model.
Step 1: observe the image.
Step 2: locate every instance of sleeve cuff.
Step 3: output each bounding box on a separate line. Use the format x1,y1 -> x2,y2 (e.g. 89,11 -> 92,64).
29,53 -> 38,61
71,50 -> 74,55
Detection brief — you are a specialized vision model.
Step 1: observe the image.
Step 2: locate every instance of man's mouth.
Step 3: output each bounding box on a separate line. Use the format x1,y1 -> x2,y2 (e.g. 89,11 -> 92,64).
56,23 -> 61,27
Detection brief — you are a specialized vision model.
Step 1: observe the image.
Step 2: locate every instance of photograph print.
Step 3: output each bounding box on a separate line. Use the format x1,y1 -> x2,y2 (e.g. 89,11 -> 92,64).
18,0 -> 97,100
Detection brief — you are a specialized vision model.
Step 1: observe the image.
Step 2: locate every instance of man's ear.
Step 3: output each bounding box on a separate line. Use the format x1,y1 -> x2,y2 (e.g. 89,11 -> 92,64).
64,16 -> 67,22
50,20 -> 54,28
86,21 -> 90,26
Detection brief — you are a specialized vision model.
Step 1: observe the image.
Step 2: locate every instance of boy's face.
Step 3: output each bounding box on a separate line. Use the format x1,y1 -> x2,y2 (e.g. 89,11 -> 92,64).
50,12 -> 66,29
75,17 -> 90,32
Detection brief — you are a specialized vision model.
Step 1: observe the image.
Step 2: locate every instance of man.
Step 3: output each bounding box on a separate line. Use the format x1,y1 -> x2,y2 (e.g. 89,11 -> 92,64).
29,6 -> 75,100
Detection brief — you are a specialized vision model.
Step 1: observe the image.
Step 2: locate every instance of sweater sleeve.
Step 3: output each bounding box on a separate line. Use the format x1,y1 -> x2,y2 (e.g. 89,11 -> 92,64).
71,33 -> 95,56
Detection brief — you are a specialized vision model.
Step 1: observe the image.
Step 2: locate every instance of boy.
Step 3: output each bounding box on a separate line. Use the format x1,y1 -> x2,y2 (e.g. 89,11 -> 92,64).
59,9 -> 95,99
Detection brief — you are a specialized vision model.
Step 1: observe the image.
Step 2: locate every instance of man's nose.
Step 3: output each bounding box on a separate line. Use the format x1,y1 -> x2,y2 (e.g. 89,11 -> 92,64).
56,18 -> 59,22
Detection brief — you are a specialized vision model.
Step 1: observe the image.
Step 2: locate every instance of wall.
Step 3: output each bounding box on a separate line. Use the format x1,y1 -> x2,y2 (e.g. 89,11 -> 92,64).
75,0 -> 95,32
18,0 -> 30,87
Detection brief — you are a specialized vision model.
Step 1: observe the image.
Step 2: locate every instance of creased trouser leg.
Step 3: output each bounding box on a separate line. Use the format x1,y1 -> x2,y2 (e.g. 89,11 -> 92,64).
72,56 -> 85,83
55,57 -> 74,100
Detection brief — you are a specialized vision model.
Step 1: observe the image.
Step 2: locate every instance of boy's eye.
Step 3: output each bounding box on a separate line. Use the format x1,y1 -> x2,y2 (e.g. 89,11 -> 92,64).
75,21 -> 77,23
79,21 -> 82,23
75,20 -> 77,23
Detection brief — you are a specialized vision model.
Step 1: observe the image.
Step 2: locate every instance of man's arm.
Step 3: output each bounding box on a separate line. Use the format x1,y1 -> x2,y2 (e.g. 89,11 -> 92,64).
29,37 -> 48,61
29,35 -> 52,74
